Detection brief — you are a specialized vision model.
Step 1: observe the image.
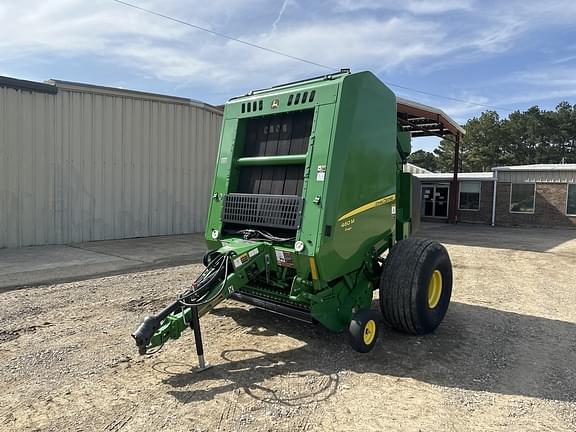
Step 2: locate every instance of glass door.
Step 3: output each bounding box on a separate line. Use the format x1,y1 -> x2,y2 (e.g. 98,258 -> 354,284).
434,186 -> 449,218
421,184 -> 450,219
421,185 -> 435,217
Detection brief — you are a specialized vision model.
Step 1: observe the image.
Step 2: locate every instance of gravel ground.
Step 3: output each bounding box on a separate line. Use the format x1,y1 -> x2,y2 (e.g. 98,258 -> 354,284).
0,225 -> 575,431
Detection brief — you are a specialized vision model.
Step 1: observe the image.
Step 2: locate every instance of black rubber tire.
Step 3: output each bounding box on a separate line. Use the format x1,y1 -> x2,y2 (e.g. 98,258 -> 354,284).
379,238 -> 452,335
348,309 -> 380,353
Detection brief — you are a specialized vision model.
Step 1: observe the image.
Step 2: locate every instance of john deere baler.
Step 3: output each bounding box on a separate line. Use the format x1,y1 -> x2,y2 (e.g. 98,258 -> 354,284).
132,70 -> 453,365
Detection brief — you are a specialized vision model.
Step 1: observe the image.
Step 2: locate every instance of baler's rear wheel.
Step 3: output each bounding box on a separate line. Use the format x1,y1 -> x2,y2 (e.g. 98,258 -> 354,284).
379,238 -> 452,335
348,309 -> 380,353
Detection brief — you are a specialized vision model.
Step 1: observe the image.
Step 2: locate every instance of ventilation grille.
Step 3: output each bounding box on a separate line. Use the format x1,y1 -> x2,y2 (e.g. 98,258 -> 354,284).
288,90 -> 315,106
241,100 -> 263,113
222,193 -> 303,230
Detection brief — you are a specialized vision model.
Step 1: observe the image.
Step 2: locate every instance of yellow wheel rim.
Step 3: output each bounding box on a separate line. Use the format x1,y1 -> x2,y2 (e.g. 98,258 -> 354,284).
363,320 -> 376,345
427,269 -> 443,309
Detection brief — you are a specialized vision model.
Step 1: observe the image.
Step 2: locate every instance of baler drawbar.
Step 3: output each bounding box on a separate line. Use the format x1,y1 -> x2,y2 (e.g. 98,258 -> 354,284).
132,70 -> 455,366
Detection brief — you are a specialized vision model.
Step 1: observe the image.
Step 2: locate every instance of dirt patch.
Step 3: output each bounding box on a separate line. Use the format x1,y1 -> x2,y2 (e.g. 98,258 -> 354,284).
0,229 -> 575,431
0,330 -> 20,344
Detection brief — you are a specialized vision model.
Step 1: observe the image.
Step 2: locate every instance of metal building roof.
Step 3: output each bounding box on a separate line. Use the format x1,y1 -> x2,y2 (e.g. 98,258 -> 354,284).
397,97 -> 466,138
0,76 -> 58,94
0,75 -> 222,114
414,172 -> 495,181
48,79 -> 222,114
492,164 -> 576,172
404,163 -> 431,174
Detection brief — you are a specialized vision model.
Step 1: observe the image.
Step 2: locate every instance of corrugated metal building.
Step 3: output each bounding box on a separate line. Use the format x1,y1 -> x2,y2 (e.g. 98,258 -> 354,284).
0,76 -> 223,248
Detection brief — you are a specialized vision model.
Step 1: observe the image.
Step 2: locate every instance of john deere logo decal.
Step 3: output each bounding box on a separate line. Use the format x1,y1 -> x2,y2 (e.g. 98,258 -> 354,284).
271,99 -> 280,109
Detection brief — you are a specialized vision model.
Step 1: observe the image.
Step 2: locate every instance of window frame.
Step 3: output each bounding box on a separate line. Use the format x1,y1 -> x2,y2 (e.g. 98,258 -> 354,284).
509,182 -> 536,214
458,181 -> 481,212
566,183 -> 576,216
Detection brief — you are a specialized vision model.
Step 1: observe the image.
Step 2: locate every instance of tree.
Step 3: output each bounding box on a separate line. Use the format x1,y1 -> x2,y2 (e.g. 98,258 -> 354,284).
407,150 -> 439,172
431,101 -> 576,172
433,138 -> 457,172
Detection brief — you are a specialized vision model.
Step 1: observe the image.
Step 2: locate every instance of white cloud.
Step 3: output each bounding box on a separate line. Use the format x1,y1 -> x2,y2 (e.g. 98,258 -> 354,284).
495,67 -> 576,105
0,0 -> 458,90
334,0 -> 475,14
271,0 -> 292,32
0,0 -> 575,110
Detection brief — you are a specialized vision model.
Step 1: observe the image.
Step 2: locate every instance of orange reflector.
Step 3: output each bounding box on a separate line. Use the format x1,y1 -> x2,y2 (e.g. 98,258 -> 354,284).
309,257 -> 318,280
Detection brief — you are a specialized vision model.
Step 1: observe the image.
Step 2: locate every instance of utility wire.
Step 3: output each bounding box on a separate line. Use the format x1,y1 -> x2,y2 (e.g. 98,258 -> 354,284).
112,0 -> 515,113
112,0 -> 333,71
389,83 -> 514,112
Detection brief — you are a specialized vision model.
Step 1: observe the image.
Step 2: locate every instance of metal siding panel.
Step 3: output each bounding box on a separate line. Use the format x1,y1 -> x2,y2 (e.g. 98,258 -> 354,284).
193,106 -> 202,232
84,92 -> 95,241
103,95 -> 114,240
166,103 -> 175,234
131,98 -> 142,237
0,88 -> 6,247
45,93 -> 57,245
34,93 -> 46,245
200,107 -> 208,232
141,100 -> 152,237
114,97 -> 123,239
24,91 -> 40,246
1,89 -> 16,247
63,91 -> 73,243
158,102 -> 167,235
190,106 -> 199,232
53,91 -> 63,244
123,97 -> 132,238
70,91 -> 83,243
186,107 -> 196,232
0,83 -> 223,248
93,94 -> 105,240
181,105 -> 189,233
173,106 -> 184,234
10,89 -> 21,247
148,101 -> 154,235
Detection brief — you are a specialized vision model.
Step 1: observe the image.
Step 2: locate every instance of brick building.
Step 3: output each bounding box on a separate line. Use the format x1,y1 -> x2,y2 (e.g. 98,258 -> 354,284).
493,164 -> 576,228
412,164 -> 576,228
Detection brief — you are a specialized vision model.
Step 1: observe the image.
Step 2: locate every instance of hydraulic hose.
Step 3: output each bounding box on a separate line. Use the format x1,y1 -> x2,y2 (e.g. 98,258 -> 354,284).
131,252 -> 229,354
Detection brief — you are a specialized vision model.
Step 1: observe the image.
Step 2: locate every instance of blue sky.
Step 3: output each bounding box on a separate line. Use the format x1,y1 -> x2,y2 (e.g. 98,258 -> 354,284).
1,0 -> 575,151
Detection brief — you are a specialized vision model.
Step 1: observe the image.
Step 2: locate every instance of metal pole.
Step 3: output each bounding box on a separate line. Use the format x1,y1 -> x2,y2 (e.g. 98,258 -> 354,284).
449,133 -> 460,223
491,169 -> 498,226
190,306 -> 211,371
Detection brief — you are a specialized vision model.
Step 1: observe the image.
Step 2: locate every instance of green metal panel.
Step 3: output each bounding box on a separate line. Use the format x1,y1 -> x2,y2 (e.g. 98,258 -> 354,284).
297,102 -> 338,281
397,130 -> 411,159
396,171 -> 413,240
315,72 -> 398,281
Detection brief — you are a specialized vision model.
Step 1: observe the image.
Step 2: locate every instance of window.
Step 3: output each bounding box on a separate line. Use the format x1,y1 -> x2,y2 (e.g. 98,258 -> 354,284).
459,181 -> 481,210
567,184 -> 576,216
510,183 -> 535,213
